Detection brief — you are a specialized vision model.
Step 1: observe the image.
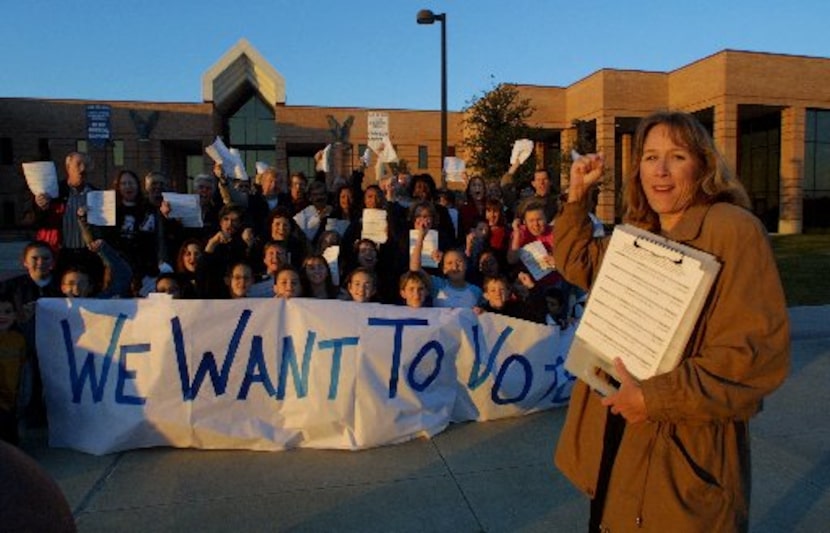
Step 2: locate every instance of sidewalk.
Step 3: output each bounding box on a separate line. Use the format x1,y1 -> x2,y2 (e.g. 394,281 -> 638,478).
15,306 -> 830,532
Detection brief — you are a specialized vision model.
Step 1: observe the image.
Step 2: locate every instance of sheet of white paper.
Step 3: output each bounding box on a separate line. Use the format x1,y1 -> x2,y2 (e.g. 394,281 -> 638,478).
371,135 -> 398,163
228,148 -> 248,181
22,161 -> 59,198
361,208 -> 388,244
162,193 -> 203,228
325,218 -> 350,237
444,157 -> 466,183
322,245 -> 341,287
510,139 -> 534,166
294,204 -> 321,242
86,190 -> 117,226
518,240 -> 554,281
205,136 -> 236,176
410,229 -> 439,269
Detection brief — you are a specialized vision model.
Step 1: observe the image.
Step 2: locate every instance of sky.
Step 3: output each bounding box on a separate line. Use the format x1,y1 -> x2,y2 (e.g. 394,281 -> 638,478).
3,0 -> 829,112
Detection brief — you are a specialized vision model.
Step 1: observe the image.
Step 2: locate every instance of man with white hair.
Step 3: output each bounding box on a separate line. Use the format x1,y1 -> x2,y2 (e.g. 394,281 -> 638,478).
33,152 -> 99,274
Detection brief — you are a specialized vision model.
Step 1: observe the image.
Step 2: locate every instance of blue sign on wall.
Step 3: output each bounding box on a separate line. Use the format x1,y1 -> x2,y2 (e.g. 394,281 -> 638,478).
86,104 -> 111,147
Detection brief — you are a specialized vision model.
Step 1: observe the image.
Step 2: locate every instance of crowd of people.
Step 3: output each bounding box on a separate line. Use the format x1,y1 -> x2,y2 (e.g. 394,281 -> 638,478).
0,111 -> 792,531
0,150 -> 583,445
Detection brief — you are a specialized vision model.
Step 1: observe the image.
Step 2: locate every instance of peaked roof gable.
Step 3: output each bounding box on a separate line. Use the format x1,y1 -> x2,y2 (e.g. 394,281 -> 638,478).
202,38 -> 286,111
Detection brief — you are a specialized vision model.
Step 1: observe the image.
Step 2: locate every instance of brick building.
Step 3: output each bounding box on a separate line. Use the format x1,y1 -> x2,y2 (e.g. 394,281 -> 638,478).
1,40 -> 829,233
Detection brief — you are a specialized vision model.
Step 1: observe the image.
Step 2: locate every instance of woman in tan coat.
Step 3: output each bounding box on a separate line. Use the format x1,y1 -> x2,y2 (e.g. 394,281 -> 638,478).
555,111 -> 790,532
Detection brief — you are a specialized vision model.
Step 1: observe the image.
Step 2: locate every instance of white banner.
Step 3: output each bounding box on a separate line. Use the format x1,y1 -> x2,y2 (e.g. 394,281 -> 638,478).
36,298 -> 575,455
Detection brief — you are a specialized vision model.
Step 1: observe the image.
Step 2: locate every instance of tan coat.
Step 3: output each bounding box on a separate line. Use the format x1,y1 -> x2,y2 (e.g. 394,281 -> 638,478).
553,202 -> 790,532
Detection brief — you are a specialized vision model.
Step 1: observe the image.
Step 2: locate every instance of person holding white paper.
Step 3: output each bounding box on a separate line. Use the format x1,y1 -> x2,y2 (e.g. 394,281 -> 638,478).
32,152 -> 100,277
553,111 -> 789,531
410,219 -> 482,309
507,198 -> 563,289
102,170 -> 157,282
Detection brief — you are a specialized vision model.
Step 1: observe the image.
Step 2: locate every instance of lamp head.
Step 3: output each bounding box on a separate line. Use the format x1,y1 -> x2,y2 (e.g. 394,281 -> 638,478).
417,9 -> 436,24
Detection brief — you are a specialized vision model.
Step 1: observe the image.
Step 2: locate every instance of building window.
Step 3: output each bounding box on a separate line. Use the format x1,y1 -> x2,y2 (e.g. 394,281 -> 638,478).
804,109 -> 830,228
38,138 -> 51,161
418,145 -> 428,169
738,110 -> 780,231
76,140 -> 88,154
226,95 -> 276,177
113,140 -> 125,167
0,138 -> 12,165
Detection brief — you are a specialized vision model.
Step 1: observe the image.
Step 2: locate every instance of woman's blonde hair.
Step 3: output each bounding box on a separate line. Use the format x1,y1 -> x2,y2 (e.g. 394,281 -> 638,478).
623,111 -> 750,231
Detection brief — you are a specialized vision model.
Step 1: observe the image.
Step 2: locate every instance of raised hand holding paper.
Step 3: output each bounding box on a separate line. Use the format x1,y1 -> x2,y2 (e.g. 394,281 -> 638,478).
510,139 -> 534,166
85,190 -> 117,226
22,161 -> 59,198
205,136 -> 236,176
162,193 -> 203,228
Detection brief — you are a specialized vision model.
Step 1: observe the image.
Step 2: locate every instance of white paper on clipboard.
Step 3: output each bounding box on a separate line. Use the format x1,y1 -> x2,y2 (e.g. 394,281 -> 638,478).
564,224 -> 721,396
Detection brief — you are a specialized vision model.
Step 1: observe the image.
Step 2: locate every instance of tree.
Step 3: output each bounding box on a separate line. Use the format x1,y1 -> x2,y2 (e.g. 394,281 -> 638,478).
461,82 -> 535,184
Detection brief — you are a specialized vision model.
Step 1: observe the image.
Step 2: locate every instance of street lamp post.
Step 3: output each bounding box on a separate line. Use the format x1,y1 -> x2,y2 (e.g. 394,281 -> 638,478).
416,9 -> 447,183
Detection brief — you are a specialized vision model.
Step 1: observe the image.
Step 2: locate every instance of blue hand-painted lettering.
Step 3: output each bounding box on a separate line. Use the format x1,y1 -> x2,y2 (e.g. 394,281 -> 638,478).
172,310 -> 252,401
116,344 -> 149,405
367,317 -> 430,398
63,314 -> 127,404
467,324 -> 514,390
491,354 -> 532,405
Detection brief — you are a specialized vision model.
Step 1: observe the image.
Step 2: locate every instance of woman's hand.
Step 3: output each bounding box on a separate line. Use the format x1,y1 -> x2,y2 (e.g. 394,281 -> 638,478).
569,153 -> 605,203
601,358 -> 647,424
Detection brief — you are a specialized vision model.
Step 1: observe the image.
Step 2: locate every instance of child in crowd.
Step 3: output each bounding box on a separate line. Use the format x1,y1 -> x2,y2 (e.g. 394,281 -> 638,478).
59,239 -> 133,299
301,255 -> 337,299
507,199 -> 562,288
0,241 -> 60,428
464,218 -> 490,284
398,270 -> 431,308
273,265 -> 302,299
153,273 -> 182,299
542,286 -> 571,329
248,241 -> 288,297
0,295 -> 26,444
174,238 -> 205,298
224,262 -> 254,299
343,267 -> 377,303
474,275 -> 537,321
203,204 -> 256,297
410,227 -> 482,309
484,198 -> 511,269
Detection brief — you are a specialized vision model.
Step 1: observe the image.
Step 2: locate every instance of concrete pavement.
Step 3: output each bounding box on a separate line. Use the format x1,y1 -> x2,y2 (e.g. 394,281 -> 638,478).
14,306 -> 830,532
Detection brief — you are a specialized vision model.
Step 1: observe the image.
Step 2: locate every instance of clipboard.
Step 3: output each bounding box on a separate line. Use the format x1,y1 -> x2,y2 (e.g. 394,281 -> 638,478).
564,224 -> 721,396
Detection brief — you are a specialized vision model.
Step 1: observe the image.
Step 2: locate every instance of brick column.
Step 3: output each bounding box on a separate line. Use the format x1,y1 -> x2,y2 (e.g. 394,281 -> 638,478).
779,107 -> 805,234
713,101 -> 739,174
620,133 -> 633,218
595,116 -> 616,223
